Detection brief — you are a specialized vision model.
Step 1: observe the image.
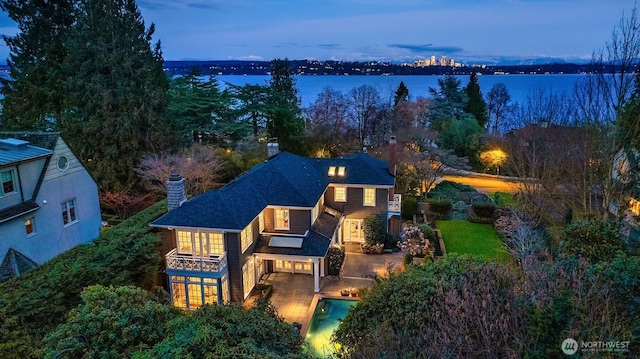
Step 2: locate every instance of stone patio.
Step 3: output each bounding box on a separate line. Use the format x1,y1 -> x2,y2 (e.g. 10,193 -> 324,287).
259,248 -> 405,328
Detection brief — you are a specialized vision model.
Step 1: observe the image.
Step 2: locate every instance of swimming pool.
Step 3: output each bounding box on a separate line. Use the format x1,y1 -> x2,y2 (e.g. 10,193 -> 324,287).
305,298 -> 357,358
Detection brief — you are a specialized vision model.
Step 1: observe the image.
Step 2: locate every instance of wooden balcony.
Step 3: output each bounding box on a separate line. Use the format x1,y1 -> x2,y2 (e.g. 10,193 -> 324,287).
165,249 -> 227,273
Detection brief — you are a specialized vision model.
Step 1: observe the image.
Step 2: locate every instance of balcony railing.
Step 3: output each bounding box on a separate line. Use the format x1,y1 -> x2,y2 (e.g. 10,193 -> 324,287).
165,249 -> 227,273
388,193 -> 402,213
388,200 -> 401,213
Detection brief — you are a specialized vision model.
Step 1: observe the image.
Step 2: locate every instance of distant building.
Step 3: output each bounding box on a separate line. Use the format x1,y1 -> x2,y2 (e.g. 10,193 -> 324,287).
0,132 -> 102,281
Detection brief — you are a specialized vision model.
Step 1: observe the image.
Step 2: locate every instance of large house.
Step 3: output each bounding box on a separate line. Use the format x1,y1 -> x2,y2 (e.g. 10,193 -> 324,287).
151,139 -> 401,309
0,132 -> 102,281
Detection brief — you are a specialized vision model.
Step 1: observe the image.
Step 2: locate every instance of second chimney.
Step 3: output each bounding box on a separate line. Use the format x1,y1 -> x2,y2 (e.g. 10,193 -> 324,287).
167,171 -> 187,211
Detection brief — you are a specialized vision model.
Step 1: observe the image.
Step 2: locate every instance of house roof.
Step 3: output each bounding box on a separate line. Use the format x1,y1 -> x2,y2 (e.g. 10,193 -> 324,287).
0,131 -> 60,150
0,248 -> 38,282
152,151 -> 393,231
0,137 -> 52,166
0,200 -> 40,224
308,152 -> 395,186
254,232 -> 331,257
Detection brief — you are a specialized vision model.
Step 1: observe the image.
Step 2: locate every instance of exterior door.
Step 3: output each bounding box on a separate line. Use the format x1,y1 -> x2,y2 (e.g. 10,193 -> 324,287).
345,219 -> 364,243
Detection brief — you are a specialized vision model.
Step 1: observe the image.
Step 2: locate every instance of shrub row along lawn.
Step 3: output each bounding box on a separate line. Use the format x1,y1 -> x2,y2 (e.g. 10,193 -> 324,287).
436,220 -> 511,264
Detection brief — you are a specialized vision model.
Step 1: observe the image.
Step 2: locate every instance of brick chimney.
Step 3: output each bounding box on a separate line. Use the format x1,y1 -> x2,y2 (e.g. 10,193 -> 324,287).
388,135 -> 397,176
267,137 -> 279,158
167,171 -> 187,211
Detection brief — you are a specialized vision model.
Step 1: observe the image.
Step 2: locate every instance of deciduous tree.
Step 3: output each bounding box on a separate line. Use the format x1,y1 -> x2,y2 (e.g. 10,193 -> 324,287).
486,83 -> 512,135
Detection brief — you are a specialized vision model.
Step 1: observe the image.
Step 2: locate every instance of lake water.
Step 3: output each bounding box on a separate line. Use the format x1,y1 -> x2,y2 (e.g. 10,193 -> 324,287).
217,74 -> 586,108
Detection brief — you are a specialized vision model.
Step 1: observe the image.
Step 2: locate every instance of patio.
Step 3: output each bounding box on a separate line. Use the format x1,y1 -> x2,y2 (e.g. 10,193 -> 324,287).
258,249 -> 405,326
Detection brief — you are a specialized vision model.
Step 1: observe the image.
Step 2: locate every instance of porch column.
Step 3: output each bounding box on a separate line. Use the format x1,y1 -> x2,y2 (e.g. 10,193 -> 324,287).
313,258 -> 320,293
320,257 -> 325,277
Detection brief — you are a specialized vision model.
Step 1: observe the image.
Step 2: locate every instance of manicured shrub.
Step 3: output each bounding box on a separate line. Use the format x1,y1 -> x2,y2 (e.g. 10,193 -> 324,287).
402,253 -> 414,267
417,223 -> 436,240
468,214 -> 495,224
401,195 -> 418,220
327,246 -> 346,275
471,200 -> 496,218
428,180 -> 477,200
425,198 -> 452,218
363,214 -> 386,246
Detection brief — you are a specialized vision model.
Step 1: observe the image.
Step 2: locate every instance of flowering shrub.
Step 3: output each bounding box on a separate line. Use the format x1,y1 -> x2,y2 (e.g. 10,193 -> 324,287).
398,226 -> 431,257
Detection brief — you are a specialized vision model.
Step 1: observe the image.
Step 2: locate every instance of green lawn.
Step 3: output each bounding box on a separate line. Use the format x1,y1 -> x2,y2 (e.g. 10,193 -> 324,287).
436,220 -> 511,264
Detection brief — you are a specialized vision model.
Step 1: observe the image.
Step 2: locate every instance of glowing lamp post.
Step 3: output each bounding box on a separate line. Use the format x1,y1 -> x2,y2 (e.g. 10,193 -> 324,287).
480,149 -> 507,176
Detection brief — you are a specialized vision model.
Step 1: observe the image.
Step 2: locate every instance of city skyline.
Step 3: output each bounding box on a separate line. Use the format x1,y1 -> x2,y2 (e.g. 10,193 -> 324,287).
0,0 -> 637,64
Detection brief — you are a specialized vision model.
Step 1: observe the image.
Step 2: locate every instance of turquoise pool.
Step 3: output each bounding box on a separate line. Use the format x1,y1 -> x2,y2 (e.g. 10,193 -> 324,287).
305,298 -> 357,358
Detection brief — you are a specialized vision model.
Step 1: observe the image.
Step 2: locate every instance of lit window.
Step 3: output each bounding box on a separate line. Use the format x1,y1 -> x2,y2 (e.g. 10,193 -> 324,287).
61,199 -> 77,225
337,166 -> 346,176
242,258 -> 255,298
177,231 -> 193,254
187,277 -> 203,309
241,224 -> 253,252
335,187 -> 347,202
275,208 -> 290,230
328,166 -> 336,176
208,233 -> 224,255
364,188 -> 376,206
25,217 -> 35,235
1,170 -> 16,196
630,198 -> 640,216
203,278 -> 218,305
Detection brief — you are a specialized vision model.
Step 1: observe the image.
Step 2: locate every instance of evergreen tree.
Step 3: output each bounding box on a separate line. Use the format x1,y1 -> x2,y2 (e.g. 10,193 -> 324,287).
0,0 -> 75,130
426,75 -> 469,131
394,81 -> 409,106
60,0 -> 173,190
463,72 -> 489,128
265,58 -> 305,154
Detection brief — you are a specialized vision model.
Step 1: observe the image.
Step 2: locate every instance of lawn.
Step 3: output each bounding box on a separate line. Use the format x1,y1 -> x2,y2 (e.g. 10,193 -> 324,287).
436,220 -> 511,264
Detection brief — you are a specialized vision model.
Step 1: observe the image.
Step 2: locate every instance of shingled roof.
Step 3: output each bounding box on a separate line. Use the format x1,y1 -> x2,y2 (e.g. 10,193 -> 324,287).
152,150 -> 393,231
0,131 -> 59,150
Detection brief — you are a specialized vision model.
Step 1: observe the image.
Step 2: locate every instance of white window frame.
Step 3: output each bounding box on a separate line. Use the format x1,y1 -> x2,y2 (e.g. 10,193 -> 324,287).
274,208 -> 290,230
242,258 -> 255,299
335,187 -> 347,202
363,188 -> 376,207
176,231 -> 224,256
0,169 -> 16,196
62,198 -> 78,225
241,224 -> 253,252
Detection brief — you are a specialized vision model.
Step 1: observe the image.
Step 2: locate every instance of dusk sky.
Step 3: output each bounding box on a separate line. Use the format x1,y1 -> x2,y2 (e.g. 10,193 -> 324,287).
0,0 -> 638,64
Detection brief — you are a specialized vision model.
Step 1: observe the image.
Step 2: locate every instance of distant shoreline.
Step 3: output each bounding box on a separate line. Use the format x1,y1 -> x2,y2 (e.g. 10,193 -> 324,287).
163,60 -> 605,77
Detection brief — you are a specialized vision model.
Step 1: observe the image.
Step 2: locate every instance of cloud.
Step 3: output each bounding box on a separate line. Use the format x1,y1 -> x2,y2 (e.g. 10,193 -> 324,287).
139,0 -> 225,11
387,44 -> 464,54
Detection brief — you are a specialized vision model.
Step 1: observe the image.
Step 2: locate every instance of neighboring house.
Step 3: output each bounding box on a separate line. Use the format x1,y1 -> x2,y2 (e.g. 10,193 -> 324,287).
0,132 -> 102,281
151,139 -> 401,309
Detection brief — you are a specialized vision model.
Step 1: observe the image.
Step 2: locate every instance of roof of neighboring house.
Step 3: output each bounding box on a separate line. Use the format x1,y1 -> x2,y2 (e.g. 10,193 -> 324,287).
152,150 -> 393,231
0,200 -> 39,224
0,131 -> 59,150
0,248 -> 38,282
308,152 -> 395,186
0,138 -> 52,166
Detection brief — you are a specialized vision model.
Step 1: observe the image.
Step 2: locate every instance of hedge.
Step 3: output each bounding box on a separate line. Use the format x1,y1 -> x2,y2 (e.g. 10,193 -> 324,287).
0,200 -> 168,358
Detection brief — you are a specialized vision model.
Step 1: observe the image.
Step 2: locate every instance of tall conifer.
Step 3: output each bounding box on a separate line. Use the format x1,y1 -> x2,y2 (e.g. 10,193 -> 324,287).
464,72 -> 489,129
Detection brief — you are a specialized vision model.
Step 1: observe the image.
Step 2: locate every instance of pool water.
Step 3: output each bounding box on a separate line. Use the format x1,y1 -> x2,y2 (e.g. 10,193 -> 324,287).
305,298 -> 357,358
